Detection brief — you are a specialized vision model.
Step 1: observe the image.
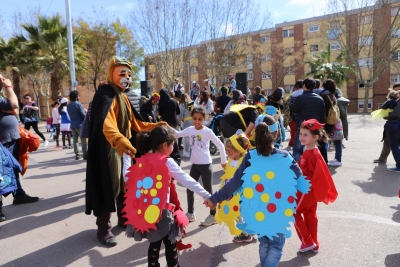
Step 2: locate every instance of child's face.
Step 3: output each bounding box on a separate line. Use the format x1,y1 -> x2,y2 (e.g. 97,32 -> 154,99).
192,112 -> 205,129
299,128 -> 319,147
225,145 -> 242,160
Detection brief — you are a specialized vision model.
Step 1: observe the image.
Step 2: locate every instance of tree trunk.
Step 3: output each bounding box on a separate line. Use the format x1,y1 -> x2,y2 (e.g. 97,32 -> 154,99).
11,69 -> 21,99
50,70 -> 63,101
363,84 -> 370,113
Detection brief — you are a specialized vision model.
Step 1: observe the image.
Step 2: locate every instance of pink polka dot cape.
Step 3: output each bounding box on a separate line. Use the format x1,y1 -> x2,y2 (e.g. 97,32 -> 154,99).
237,149 -> 310,239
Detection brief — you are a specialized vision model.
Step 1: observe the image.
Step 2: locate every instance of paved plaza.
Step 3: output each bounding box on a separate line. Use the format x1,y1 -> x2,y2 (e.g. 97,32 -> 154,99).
0,114 -> 399,267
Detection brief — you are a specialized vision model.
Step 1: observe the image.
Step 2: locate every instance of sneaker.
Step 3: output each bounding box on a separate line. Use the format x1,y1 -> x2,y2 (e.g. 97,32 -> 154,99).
387,167 -> 400,173
43,140 -> 49,146
233,233 -> 253,243
329,160 -> 342,167
298,243 -> 316,252
13,194 -> 39,205
312,245 -> 319,253
328,158 -> 338,163
341,144 -> 346,149
68,146 -> 72,149
63,146 -> 68,149
75,154 -> 81,160
186,212 -> 196,222
200,214 -> 217,226
0,209 -> 6,222
373,159 -> 387,163
182,152 -> 190,158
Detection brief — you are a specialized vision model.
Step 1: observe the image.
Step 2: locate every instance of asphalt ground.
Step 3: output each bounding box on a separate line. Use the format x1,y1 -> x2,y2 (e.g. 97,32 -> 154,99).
0,114 -> 399,267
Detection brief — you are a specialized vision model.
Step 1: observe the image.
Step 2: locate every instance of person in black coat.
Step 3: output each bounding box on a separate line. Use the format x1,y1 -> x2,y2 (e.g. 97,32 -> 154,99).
158,89 -> 180,128
140,94 -> 159,122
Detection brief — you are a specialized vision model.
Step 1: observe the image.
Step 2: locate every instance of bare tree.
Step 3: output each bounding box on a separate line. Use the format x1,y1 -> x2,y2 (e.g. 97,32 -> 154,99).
326,0 -> 400,112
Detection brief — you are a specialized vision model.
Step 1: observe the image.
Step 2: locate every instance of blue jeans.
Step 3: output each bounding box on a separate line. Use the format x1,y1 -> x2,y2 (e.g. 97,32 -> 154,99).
388,130 -> 400,169
293,131 -> 303,162
259,234 -> 286,267
334,140 -> 342,162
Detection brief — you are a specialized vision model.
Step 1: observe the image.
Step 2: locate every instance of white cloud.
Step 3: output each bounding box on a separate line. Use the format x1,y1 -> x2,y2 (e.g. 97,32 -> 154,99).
287,0 -> 313,6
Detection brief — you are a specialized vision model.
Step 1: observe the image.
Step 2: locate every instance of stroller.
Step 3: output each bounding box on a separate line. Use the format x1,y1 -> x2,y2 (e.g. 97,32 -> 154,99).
206,113 -> 224,155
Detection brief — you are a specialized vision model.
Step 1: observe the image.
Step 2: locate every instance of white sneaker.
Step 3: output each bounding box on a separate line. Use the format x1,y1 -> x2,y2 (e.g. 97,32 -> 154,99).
43,140 -> 49,147
185,212 -> 196,222
182,152 -> 190,158
328,158 -> 338,163
329,160 -> 342,167
200,214 -> 217,226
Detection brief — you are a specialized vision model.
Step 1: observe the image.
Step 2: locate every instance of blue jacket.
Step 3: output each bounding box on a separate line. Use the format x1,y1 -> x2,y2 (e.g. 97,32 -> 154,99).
0,142 -> 21,195
67,101 -> 86,129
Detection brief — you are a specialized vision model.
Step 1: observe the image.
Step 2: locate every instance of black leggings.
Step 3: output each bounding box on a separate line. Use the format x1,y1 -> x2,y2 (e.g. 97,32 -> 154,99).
148,235 -> 179,267
53,124 -> 60,145
187,163 -> 215,215
24,121 -> 46,141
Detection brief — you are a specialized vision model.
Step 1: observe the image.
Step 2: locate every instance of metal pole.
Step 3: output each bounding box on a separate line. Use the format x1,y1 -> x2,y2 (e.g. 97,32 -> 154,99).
187,63 -> 190,92
65,0 -> 76,91
88,75 -> 90,103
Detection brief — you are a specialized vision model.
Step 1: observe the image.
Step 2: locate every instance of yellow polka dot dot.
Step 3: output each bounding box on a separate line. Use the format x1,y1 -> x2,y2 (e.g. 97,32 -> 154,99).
144,205 -> 160,224
252,174 -> 261,183
255,211 -> 265,221
150,189 -> 157,197
139,163 -> 142,168
156,182 -> 163,189
266,171 -> 275,180
138,209 -> 142,214
260,193 -> 270,203
141,189 -> 144,193
284,209 -> 293,217
243,188 -> 254,199
144,189 -> 148,194
156,174 -> 162,181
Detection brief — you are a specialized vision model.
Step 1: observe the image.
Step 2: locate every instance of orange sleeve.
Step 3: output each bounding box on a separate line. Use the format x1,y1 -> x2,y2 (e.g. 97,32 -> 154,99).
103,98 -> 128,147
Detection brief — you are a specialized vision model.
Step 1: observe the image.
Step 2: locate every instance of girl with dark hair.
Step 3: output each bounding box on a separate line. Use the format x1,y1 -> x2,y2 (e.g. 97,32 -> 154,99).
51,101 -> 61,147
204,114 -> 308,267
59,98 -> 71,149
158,89 -> 180,128
123,126 -> 211,267
178,93 -> 193,157
223,90 -> 244,114
194,91 -> 214,114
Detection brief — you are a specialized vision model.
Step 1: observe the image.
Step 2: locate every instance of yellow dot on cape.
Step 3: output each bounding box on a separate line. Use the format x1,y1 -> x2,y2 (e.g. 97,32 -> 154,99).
150,189 -> 157,197
144,205 -> 160,224
255,211 -> 265,221
243,188 -> 254,199
144,190 -> 148,194
156,182 -> 163,189
252,174 -> 261,183
284,209 -> 293,217
139,163 -> 142,168
260,193 -> 270,203
156,175 -> 162,180
141,189 -> 144,193
138,209 -> 142,214
266,171 -> 275,180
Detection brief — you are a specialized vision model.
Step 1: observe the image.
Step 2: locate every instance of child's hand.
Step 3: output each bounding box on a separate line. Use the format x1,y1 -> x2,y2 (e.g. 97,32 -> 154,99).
203,199 -> 215,209
221,163 -> 226,169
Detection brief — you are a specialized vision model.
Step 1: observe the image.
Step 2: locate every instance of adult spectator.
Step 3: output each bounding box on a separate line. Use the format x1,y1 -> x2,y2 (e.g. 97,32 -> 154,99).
51,100 -> 61,147
194,91 -> 214,114
0,75 -> 39,222
67,91 -> 87,160
224,90 -> 244,114
287,80 -> 303,147
216,87 -> 231,114
386,90 -> 400,173
374,83 -> 400,164
158,88 -> 181,129
189,81 -> 200,100
18,98 -> 24,123
313,78 -> 324,94
204,79 -> 215,96
252,86 -> 266,104
123,87 -> 140,113
292,77 -> 326,161
227,74 -> 236,93
267,87 -> 285,111
337,89 -> 350,145
22,94 -> 48,146
172,78 -> 184,94
85,57 -> 166,247
140,94 -> 159,122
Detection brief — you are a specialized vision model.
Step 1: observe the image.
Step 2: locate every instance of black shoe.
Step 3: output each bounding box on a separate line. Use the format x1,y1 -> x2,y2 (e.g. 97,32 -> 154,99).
104,236 -> 117,247
13,194 -> 39,205
0,209 -> 6,222
75,154 -> 81,160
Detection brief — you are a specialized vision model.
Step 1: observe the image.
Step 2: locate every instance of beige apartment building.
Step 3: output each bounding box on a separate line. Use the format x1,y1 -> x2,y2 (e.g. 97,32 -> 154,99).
146,1 -> 400,113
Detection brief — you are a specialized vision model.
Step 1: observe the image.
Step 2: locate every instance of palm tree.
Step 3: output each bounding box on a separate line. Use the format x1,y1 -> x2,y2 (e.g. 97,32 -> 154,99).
0,36 -> 28,98
304,43 -> 353,87
22,15 -> 87,100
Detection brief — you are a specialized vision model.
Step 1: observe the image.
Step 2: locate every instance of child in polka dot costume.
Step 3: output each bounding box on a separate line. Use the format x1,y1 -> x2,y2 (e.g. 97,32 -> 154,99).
123,126 -> 211,267
204,115 -> 310,267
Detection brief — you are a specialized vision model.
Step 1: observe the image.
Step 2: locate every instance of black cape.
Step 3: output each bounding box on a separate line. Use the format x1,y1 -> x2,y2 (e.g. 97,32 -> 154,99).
85,84 -> 143,216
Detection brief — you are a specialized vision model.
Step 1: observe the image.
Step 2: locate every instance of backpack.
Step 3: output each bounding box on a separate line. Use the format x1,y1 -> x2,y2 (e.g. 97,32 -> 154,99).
326,95 -> 340,125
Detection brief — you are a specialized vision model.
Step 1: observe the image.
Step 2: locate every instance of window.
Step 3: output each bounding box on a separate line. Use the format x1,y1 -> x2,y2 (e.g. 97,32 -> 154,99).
261,53 -> 271,62
260,36 -> 270,44
284,85 -> 294,93
328,27 -> 342,39
308,24 -> 319,33
246,54 -> 253,63
190,50 -> 197,58
392,51 -> 400,61
284,67 -> 294,74
207,45 -> 214,53
360,15 -> 373,24
359,58 -> 373,68
330,42 -> 341,50
262,71 -> 272,79
230,43 -> 236,50
190,66 -> 198,73
392,6 -> 399,16
392,28 -> 400,38
358,36 -> 373,46
248,71 -> 253,81
358,99 -> 372,110
310,44 -> 319,52
284,47 -> 295,54
283,29 -> 294,38
391,74 -> 400,83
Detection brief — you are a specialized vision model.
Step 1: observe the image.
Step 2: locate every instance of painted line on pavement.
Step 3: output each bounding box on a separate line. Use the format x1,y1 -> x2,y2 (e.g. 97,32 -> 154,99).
318,211 -> 400,226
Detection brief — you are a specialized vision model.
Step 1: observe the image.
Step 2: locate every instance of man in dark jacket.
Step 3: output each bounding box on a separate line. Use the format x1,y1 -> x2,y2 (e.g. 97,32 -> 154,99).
67,91 -> 87,160
386,88 -> 400,173
292,77 -> 326,161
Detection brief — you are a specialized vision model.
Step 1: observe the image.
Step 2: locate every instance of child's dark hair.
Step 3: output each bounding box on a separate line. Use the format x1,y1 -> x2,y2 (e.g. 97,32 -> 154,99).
191,106 -> 206,117
255,115 -> 277,156
136,126 -> 176,154
300,124 -> 329,143
58,102 -> 67,115
322,79 -> 336,94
